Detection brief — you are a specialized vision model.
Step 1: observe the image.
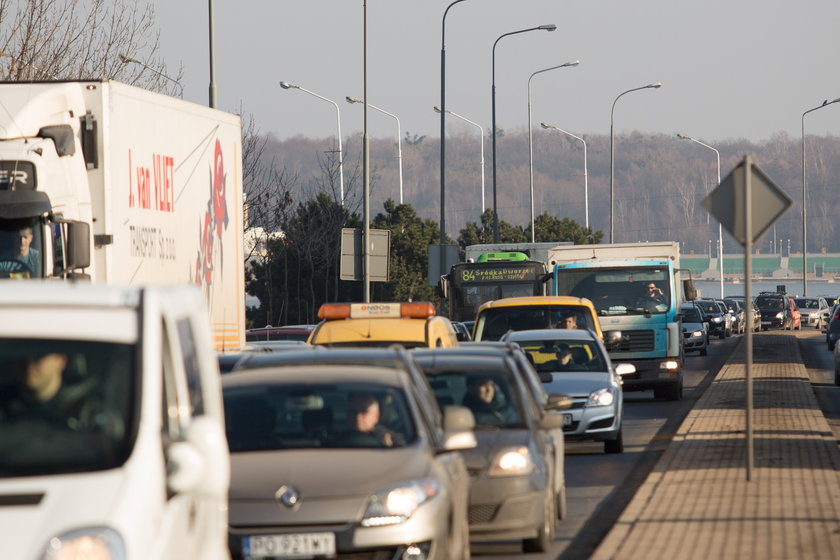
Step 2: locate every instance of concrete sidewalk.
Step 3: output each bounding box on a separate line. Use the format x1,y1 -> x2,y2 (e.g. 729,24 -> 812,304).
593,334 -> 840,559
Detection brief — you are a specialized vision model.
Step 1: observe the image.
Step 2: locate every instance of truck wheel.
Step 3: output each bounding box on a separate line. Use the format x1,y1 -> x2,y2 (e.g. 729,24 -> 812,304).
655,379 -> 683,401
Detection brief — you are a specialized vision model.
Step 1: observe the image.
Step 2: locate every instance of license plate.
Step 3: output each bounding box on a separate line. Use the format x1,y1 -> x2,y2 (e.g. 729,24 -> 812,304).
761,321 -> 771,325
244,533 -> 336,559
563,414 -> 573,427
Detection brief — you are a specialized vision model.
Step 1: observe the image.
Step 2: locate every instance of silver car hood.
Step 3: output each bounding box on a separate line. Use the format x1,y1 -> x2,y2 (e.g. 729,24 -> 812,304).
228,445 -> 434,527
542,371 -> 613,398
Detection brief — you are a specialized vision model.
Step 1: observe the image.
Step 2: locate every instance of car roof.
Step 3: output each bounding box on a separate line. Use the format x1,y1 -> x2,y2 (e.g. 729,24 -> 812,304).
234,346 -> 418,370
477,295 -> 595,310
501,328 -> 598,342
222,363 -> 405,388
412,350 -> 518,372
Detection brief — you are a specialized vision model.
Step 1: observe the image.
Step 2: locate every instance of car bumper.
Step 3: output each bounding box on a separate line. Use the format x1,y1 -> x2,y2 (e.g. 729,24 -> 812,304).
682,337 -> 706,351
761,318 -> 784,328
228,495 -> 450,560
466,472 -> 547,542
618,360 -> 682,392
561,404 -> 621,441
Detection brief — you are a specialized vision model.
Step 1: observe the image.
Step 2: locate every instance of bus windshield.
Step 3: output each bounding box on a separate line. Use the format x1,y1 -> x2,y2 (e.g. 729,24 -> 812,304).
448,261 -> 546,322
555,267 -> 671,316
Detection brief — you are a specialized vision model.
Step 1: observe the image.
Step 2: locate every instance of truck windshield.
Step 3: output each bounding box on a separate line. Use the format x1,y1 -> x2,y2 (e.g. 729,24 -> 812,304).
555,267 -> 671,316
0,218 -> 43,278
0,339 -> 136,477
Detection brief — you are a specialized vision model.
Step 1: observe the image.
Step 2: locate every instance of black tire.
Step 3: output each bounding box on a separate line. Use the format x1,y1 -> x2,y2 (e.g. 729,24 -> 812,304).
654,379 -> 683,401
523,486 -> 555,553
835,368 -> 840,386
604,428 -> 624,454
719,331 -> 726,340
556,483 -> 567,521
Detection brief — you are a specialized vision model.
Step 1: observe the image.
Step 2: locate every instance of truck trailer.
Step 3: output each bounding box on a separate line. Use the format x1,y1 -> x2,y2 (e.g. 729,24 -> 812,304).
0,80 -> 245,350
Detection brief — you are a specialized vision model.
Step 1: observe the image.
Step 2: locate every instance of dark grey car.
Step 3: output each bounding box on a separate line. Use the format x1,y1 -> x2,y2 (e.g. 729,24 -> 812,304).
412,351 -> 568,554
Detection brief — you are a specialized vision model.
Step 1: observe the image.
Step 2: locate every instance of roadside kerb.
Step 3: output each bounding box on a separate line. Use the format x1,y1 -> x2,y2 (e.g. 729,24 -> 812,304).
592,334 -> 840,559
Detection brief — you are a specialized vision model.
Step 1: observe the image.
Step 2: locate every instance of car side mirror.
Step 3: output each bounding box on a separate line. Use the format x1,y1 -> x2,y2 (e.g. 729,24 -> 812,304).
441,405 -> 477,452
538,412 -> 567,430
614,363 -> 636,376
546,393 -> 573,411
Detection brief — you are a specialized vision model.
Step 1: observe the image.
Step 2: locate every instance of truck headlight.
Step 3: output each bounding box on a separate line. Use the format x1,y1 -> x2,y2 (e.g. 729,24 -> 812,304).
690,330 -> 703,338
362,479 -> 440,527
43,527 -> 124,560
488,446 -> 535,477
587,387 -> 615,407
775,312 -> 784,319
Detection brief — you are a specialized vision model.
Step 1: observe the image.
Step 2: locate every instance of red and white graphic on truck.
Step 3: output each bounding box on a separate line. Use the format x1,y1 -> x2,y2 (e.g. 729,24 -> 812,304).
194,139 -> 229,288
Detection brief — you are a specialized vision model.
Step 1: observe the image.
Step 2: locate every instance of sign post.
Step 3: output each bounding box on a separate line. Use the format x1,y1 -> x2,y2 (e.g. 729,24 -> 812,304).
702,155 -> 792,481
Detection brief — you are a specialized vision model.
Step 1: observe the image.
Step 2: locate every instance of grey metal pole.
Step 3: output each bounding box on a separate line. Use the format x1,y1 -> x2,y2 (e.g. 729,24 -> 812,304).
347,97 -> 402,204
745,156 -> 753,482
435,107 -> 484,211
492,25 -> 556,244
208,0 -> 217,108
363,0 -> 370,302
801,97 -> 840,296
610,83 -> 661,243
527,61 -> 579,242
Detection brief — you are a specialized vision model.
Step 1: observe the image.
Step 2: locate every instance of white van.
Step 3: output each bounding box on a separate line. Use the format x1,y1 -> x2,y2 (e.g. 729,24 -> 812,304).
0,283 -> 230,559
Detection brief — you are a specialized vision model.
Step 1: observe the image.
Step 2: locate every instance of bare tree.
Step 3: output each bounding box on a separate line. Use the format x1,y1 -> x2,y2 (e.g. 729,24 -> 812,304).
0,0 -> 181,95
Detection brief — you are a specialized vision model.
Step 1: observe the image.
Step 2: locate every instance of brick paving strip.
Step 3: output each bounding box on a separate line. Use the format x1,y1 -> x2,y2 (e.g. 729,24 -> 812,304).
593,334 -> 840,560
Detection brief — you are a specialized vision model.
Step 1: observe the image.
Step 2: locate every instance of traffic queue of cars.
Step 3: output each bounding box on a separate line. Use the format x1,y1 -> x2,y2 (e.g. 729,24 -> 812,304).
223,298 -> 643,558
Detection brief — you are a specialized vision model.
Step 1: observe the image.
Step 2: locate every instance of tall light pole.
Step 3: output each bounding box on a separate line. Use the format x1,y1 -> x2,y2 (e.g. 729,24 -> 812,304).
347,96 -> 403,204
440,0 -> 470,282
119,54 -> 184,97
208,0 -> 216,107
279,81 -> 345,205
434,106 -> 485,212
610,82 -> 661,243
677,133 -> 723,298
492,24 -> 557,243
801,97 -> 840,296
527,61 -> 579,242
541,122 -> 589,230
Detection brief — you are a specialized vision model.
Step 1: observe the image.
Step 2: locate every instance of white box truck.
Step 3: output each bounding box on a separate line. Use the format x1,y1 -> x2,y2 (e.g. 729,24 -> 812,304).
0,282 -> 230,559
547,242 -> 692,400
0,80 -> 245,350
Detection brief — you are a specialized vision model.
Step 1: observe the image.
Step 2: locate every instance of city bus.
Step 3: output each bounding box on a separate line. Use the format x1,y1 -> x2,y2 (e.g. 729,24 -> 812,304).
439,252 -> 549,322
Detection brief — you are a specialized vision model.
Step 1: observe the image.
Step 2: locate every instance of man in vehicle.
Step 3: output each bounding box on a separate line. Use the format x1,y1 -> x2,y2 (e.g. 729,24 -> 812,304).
0,349 -> 92,430
342,392 -> 395,447
641,282 -> 667,305
557,312 -> 579,329
0,225 -> 41,277
461,375 -> 517,426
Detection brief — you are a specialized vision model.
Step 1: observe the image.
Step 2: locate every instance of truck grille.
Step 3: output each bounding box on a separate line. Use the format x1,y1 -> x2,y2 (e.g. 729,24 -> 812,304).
615,329 -> 655,352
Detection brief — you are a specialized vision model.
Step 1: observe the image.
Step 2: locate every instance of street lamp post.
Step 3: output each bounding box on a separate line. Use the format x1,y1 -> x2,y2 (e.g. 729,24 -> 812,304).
492,24 -> 557,243
677,133 -> 723,298
434,106 -> 485,212
801,97 -> 840,296
540,122 -> 589,229
347,96 -> 403,205
610,82 -> 661,243
527,61 -> 579,242
279,81 -> 345,205
119,54 -> 184,97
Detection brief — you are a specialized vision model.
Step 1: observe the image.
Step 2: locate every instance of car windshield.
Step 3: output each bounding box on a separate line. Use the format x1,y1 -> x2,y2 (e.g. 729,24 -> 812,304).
756,296 -> 784,310
223,382 -> 417,451
794,298 -> 819,309
681,307 -> 703,322
475,305 -> 596,341
513,339 -> 607,373
0,339 -> 136,477
425,369 -> 526,429
696,301 -> 721,314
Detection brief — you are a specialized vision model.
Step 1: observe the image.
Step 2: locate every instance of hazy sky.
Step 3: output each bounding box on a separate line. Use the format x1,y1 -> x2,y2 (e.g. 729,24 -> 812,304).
152,1 -> 840,144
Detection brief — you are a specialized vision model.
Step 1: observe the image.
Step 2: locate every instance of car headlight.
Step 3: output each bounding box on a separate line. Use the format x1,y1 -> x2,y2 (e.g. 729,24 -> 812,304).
587,387 -> 615,407
711,317 -> 721,323
690,330 -> 704,338
42,527 -> 124,560
361,479 -> 440,527
488,446 -> 535,477
775,312 -> 784,319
